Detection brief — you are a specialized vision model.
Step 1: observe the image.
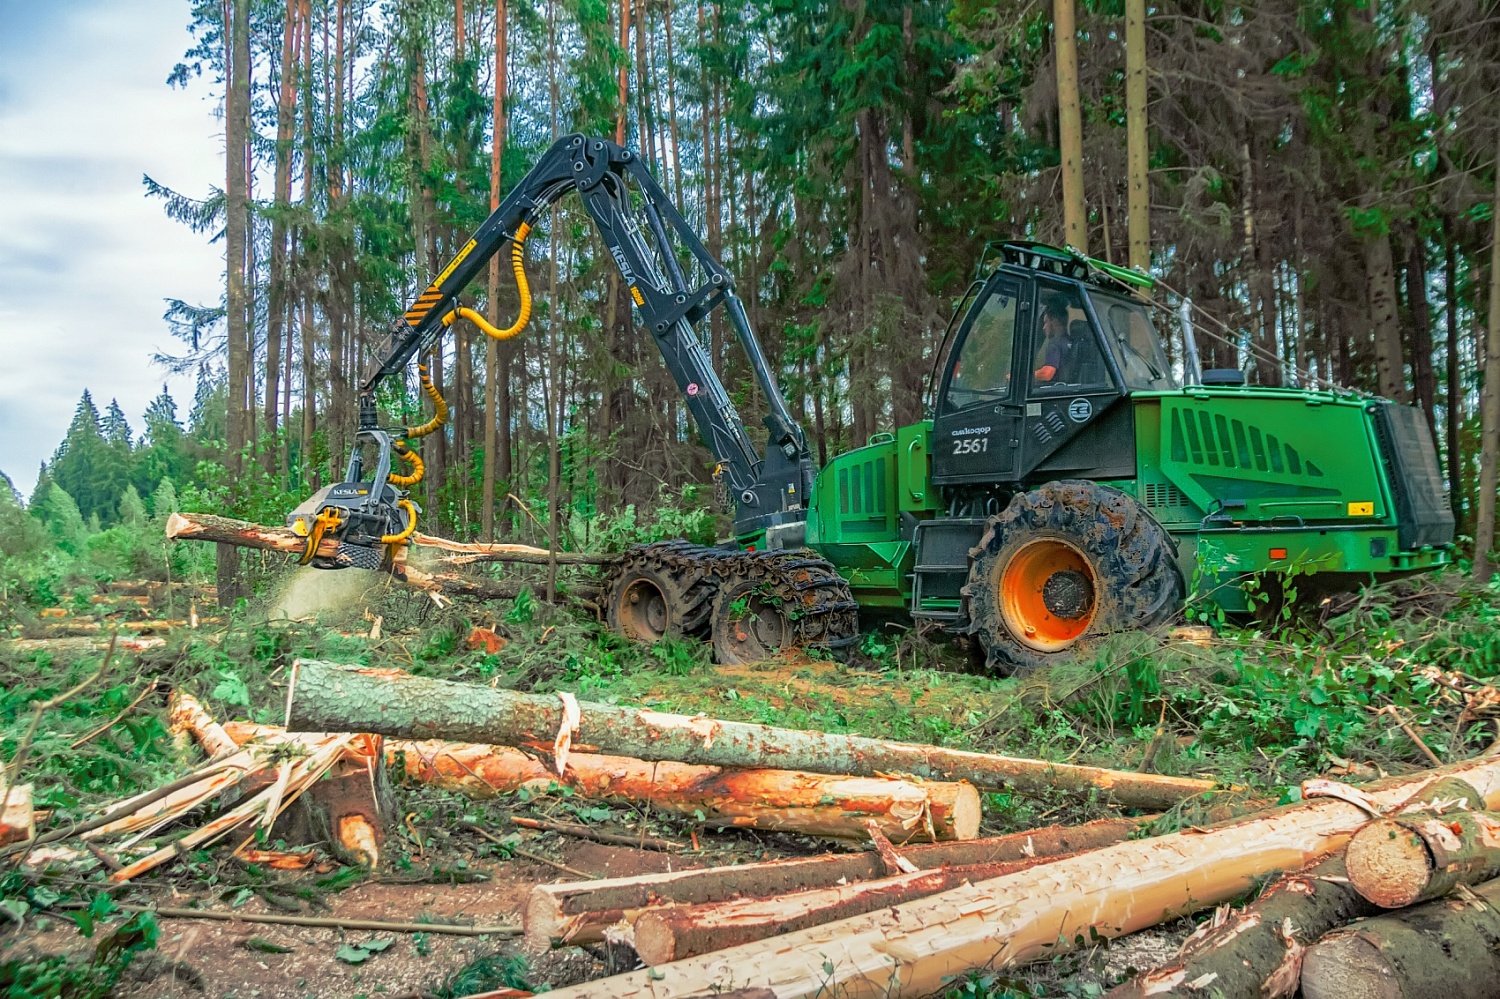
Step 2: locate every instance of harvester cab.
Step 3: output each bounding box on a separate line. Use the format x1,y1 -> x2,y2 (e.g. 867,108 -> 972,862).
932,242 -> 1174,487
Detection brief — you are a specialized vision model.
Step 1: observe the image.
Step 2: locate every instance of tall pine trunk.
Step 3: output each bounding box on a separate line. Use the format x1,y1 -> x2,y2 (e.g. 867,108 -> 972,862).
1053,0 -> 1086,253
225,0 -> 252,475
483,0 -> 510,541
265,0 -> 300,479
1124,0 -> 1148,271
1474,141 -> 1500,581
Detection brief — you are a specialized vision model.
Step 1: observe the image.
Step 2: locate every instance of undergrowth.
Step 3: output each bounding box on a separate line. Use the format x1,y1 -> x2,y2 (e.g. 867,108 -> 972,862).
3,558 -> 1499,995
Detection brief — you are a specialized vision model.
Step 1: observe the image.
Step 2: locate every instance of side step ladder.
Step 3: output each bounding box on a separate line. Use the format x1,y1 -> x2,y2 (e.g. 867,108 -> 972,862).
909,518 -> 987,625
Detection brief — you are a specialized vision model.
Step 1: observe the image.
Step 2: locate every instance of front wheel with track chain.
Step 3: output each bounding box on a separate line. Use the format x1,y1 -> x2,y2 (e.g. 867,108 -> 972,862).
963,479 -> 1183,674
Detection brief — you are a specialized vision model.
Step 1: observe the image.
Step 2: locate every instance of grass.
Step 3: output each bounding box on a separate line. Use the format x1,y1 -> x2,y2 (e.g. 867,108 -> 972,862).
3,561 -> 1500,996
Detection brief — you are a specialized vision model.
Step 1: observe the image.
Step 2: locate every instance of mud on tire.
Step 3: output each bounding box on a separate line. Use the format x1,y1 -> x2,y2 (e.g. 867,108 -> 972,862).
962,479 -> 1183,674
602,542 -> 715,642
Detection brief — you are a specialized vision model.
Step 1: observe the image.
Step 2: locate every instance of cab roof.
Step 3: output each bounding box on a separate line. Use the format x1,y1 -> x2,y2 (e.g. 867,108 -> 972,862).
978,240 -> 1155,298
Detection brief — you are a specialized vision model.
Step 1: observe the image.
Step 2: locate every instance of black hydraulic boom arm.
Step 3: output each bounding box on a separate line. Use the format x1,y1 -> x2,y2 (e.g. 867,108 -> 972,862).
359,134 -> 813,538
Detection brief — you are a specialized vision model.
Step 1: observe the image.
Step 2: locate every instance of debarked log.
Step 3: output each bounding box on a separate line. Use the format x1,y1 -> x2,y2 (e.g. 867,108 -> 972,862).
523,755 -> 1500,999
220,722 -> 979,844
630,854 -> 1083,964
1105,775 -> 1490,999
525,816 -> 1149,948
1300,876 -> 1500,999
285,661 -> 1220,810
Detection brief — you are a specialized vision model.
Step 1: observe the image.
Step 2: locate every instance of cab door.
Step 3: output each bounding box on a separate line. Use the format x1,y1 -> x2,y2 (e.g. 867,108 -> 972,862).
932,274 -> 1027,484
1017,279 -> 1126,478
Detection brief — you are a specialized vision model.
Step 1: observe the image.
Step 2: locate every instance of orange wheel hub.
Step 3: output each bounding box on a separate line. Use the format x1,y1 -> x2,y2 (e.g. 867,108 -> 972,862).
996,538 -> 1097,652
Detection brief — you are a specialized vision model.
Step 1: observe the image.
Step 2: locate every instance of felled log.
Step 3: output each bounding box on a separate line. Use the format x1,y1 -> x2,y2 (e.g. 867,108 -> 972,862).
1105,774 -> 1487,999
1,783 -> 34,848
1300,876 -> 1500,999
223,723 -> 979,843
525,756 -> 1500,999
166,511 -> 605,570
525,816 -> 1148,948
1346,807 -> 1500,908
631,853 -> 1082,964
286,661 -> 1218,810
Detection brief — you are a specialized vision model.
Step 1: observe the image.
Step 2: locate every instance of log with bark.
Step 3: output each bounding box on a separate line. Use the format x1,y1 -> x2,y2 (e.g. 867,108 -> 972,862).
630,854 -> 1085,964
285,661 -> 1219,810
221,722 -> 979,843
1300,875 -> 1500,999
522,755 -> 1500,999
1346,806 -> 1500,908
165,511 -> 605,601
1105,773 -> 1488,999
525,816 -> 1149,948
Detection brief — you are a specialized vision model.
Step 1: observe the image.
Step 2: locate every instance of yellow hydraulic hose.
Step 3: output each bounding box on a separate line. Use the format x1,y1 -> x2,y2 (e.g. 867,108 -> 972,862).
381,499 -> 419,546
404,363 -> 449,440
441,223 -> 532,342
387,440 -> 424,488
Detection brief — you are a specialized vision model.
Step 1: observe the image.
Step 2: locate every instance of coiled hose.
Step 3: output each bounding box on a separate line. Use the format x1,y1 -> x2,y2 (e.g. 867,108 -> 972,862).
441,223 -> 532,341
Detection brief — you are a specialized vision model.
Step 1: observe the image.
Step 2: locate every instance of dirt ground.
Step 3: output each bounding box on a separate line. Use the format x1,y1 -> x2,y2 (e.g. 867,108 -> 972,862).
7,833 -> 748,999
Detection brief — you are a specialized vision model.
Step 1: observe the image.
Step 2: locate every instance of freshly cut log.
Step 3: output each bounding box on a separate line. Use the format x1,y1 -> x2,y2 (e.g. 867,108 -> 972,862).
1,783 -> 34,848
1300,876 -> 1500,999
286,661 -> 1218,809
632,854 -> 1081,964
1104,856 -> 1375,999
525,755 -> 1500,999
1105,774 -> 1487,999
525,816 -> 1149,948
1346,807 -> 1500,908
223,723 -> 979,843
166,512 -> 604,570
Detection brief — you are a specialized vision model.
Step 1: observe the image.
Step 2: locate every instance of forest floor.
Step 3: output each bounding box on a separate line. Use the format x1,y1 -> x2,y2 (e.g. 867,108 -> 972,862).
2,560 -> 1498,997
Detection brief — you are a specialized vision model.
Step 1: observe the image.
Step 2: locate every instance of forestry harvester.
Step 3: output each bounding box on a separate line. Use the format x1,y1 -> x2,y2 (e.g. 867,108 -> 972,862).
287,135 -> 1455,672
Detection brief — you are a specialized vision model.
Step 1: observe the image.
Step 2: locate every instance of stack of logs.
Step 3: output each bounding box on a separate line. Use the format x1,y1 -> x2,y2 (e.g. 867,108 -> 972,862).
282,663 -> 1500,999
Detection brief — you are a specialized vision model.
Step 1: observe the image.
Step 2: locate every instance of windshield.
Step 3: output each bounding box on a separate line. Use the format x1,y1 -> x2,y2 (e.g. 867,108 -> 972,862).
1088,292 -> 1178,390
943,282 -> 1018,412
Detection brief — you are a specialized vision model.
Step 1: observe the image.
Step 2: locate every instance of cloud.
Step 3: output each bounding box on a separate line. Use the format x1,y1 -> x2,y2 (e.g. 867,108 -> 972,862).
0,0 -> 224,496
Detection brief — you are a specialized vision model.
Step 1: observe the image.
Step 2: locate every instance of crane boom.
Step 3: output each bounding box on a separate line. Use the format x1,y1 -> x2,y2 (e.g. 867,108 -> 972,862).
290,135 -> 814,570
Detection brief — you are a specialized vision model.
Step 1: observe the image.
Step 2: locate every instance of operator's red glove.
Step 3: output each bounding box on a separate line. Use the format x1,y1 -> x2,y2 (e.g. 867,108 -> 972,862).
1034,364 -> 1057,381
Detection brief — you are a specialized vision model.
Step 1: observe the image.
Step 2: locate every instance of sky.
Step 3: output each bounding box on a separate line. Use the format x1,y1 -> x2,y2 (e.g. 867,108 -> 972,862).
0,0 -> 223,498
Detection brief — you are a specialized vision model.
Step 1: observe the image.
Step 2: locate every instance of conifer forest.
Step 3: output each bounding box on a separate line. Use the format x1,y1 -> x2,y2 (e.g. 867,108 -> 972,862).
5,1 -> 1500,997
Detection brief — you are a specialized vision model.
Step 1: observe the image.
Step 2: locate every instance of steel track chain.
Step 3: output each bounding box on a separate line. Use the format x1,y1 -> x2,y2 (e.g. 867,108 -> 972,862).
600,540 -> 860,651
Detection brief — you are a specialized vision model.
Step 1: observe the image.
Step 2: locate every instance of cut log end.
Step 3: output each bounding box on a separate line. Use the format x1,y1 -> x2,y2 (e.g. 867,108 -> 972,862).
1299,931 -> 1402,999
632,912 -> 679,965
949,782 -> 981,841
1345,818 -> 1434,908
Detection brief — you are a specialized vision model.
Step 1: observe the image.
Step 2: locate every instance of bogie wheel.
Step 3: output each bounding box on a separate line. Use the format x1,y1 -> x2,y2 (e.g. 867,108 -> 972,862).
711,579 -> 791,666
963,480 -> 1183,674
604,563 -> 708,644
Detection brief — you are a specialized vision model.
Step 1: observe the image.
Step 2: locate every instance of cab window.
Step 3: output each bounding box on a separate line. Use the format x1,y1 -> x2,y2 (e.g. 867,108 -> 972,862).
1089,292 -> 1178,390
943,281 -> 1018,412
1030,285 -> 1113,395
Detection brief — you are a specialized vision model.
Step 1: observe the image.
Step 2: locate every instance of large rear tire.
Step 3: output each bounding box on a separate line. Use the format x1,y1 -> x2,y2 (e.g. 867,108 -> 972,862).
963,480 -> 1183,674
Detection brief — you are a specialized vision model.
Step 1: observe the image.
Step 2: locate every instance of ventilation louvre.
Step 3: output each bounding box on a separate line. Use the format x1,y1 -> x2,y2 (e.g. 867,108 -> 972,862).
1170,408 -> 1324,478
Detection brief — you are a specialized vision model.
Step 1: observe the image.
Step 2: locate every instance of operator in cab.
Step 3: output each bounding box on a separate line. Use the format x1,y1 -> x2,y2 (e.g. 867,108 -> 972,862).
1034,294 -> 1072,384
